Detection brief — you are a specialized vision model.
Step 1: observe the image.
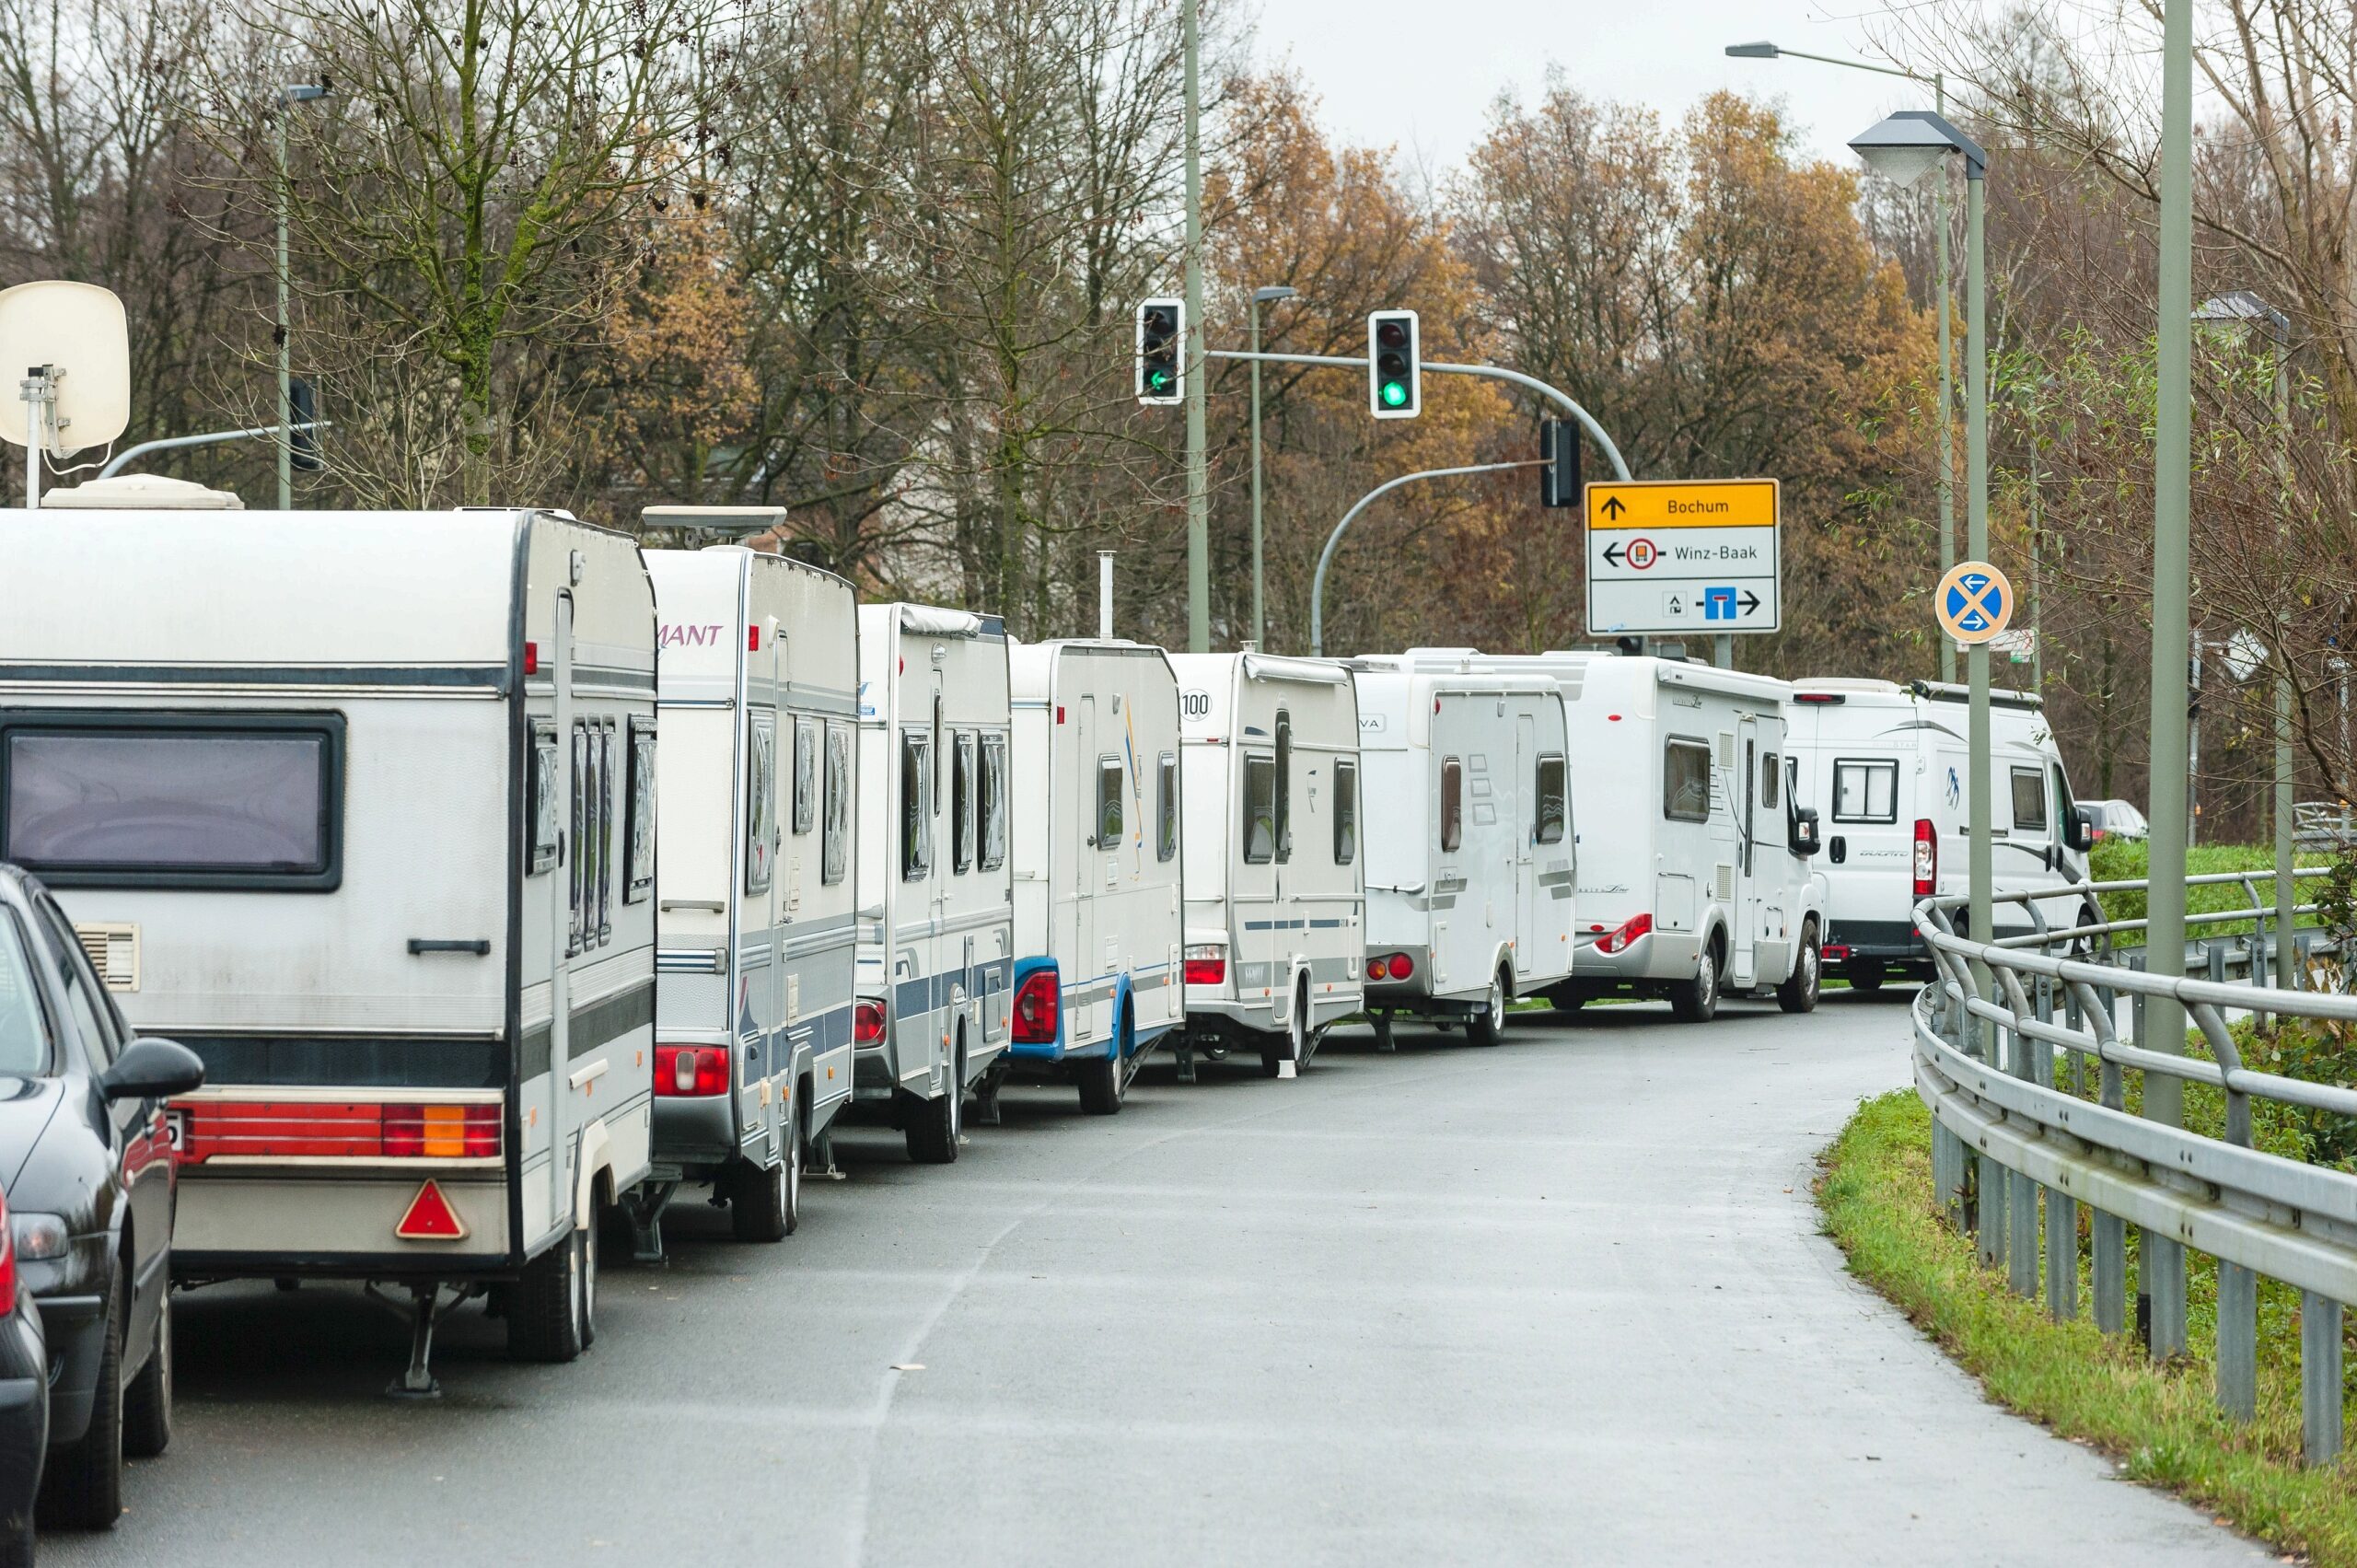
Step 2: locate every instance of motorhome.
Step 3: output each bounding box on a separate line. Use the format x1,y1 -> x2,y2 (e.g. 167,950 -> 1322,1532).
1168,653 -> 1364,1074
1345,653 -> 1576,1047
1464,653 -> 1826,1020
1786,678 -> 2096,990
644,546 -> 858,1243
0,505 -> 656,1391
1003,639 -> 1185,1112
853,604 -> 1015,1160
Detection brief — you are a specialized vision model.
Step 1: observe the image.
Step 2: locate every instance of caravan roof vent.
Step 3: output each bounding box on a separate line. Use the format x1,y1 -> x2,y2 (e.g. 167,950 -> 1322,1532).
42,472 -> 243,510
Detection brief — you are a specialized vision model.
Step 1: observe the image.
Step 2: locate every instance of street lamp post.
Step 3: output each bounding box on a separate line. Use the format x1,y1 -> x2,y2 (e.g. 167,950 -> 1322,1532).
275,81 -> 331,513
1733,42 -> 1956,680
1249,285 -> 1297,651
2195,289 -> 2298,992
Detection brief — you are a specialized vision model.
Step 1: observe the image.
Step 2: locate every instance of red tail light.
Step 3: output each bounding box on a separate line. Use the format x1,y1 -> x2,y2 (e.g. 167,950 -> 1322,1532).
175,1099 -> 501,1162
655,1043 -> 729,1097
1011,970 -> 1061,1044
854,998 -> 887,1046
523,640 -> 540,676
1387,952 -> 1413,981
0,1187 -> 16,1316
1823,944 -> 1852,962
1913,818 -> 1937,898
1365,957 -> 1385,981
1183,945 -> 1226,987
1596,912 -> 1653,956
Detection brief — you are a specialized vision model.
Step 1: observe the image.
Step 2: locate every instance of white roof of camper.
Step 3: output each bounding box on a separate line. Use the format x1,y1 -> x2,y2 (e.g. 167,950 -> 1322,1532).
0,506 -> 536,667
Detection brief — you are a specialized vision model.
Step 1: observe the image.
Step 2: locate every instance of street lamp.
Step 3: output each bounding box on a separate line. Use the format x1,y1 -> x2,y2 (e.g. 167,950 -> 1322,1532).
2194,288 -> 2297,991
275,80 -> 331,512
1733,41 -> 1956,681
1249,285 -> 1297,651
1850,110 -> 1991,970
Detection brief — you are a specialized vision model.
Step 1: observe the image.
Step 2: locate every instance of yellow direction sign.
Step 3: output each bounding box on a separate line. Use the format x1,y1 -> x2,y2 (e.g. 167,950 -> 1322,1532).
1585,477 -> 1779,530
1935,561 -> 2014,645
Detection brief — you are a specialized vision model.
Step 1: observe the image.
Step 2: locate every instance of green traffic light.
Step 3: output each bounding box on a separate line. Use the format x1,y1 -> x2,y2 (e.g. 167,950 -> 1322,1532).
1149,369 -> 1172,391
1381,380 -> 1408,408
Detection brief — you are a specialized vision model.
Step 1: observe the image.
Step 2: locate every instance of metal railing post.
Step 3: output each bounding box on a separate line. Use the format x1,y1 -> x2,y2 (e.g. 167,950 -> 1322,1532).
2305,1294 -> 2344,1464
2195,1003 -> 2257,1419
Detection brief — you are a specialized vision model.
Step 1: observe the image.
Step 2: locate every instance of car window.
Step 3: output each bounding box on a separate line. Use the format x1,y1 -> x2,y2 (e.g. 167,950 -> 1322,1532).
0,908 -> 53,1075
35,898 -> 117,1072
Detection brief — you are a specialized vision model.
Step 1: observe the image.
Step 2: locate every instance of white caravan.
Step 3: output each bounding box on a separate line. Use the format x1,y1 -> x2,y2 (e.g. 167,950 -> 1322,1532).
0,505 -> 655,1391
644,546 -> 858,1244
853,605 -> 1014,1160
1465,653 -> 1826,1020
1345,653 -> 1576,1047
1004,639 -> 1186,1112
1786,678 -> 2095,990
1169,653 -> 1364,1074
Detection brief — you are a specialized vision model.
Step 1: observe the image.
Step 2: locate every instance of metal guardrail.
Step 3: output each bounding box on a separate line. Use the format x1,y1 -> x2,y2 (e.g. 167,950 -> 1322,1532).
1911,871 -> 2356,1464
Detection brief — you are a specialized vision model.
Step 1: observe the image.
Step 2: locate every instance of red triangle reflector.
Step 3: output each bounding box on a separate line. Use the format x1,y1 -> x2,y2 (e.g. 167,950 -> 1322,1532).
395,1179 -> 467,1240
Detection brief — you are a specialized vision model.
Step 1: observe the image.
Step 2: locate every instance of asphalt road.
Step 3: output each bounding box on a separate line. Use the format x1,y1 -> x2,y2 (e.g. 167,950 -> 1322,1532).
50,992 -> 2269,1567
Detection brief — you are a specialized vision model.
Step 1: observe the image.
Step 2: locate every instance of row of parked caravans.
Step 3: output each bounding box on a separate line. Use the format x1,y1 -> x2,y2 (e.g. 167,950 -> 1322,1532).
0,502 -> 2099,1395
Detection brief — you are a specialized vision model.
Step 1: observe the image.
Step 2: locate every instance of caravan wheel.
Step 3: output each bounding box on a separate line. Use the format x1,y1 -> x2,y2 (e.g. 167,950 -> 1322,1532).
1668,936 -> 1722,1024
1777,923 -> 1822,1015
728,1121 -> 797,1243
1465,969 -> 1508,1048
510,1209 -> 597,1363
905,1054 -> 962,1164
1078,1005 -> 1132,1116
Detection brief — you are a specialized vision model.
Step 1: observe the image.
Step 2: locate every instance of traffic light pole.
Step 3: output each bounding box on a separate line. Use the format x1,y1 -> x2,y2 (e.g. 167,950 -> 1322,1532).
1203,350 -> 1632,481
1309,460 -> 1548,656
1180,0 -> 1209,654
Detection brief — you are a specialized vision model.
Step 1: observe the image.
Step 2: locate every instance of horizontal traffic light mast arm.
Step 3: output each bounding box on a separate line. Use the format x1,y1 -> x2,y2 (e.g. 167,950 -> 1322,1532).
1309,459 -> 1547,658
1204,349 -> 1631,482
99,419 -> 331,478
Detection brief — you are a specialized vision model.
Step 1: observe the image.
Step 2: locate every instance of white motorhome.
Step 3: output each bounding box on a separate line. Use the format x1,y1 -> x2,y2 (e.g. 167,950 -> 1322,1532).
0,505 -> 655,1390
1787,678 -> 2095,990
644,546 -> 858,1244
853,605 -> 1014,1160
1465,653 -> 1826,1020
1002,639 -> 1185,1112
1169,653 -> 1364,1074
1345,653 -> 1576,1047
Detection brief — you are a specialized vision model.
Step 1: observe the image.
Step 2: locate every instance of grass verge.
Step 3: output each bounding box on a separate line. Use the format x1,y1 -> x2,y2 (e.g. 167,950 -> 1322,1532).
1819,1089 -> 2357,1565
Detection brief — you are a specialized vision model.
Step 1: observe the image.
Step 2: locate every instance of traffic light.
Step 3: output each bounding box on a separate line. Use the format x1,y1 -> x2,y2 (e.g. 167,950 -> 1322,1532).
1367,309 -> 1420,419
1136,299 -> 1182,405
1539,417 -> 1580,507
287,377 -> 322,471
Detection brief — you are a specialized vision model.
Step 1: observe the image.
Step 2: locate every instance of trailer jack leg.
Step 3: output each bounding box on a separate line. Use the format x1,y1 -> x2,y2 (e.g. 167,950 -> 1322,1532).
1372,1012 -> 1396,1052
378,1283 -> 453,1400
622,1179 -> 677,1264
972,1062 -> 1005,1128
1174,1040 -> 1197,1085
809,1126 -> 846,1181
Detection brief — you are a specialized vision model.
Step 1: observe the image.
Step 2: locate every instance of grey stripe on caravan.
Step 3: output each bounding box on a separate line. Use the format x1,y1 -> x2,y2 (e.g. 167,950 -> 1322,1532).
573,662 -> 656,692
519,980 -> 655,1078
0,661 -> 509,691
893,908 -> 1015,944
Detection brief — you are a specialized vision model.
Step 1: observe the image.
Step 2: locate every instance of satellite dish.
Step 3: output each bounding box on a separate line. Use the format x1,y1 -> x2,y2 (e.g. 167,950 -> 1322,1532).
0,280 -> 130,456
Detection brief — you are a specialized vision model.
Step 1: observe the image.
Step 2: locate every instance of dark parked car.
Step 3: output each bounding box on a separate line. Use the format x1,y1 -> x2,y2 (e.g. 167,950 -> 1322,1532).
0,1182 -> 45,1567
0,865 -> 202,1536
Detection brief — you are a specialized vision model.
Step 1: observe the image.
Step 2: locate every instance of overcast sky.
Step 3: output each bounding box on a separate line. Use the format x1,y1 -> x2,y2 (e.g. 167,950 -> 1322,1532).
1248,0 -> 1924,180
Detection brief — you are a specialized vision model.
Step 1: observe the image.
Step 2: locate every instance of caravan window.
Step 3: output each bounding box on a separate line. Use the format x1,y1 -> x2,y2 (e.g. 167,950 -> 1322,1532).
821,723 -> 851,885
1761,751 -> 1782,812
1536,755 -> 1567,844
1832,759 -> 1898,823
0,713 -> 344,890
1243,755 -> 1277,864
792,717 -> 817,836
1663,738 -> 1712,824
624,717 -> 656,903
952,732 -> 975,874
528,721 -> 560,877
595,725 -> 615,943
1096,758 -> 1124,847
1157,752 -> 1178,863
1273,711 -> 1293,864
980,734 -> 1008,872
1333,760 -> 1357,865
1440,757 -> 1464,853
745,714 -> 777,895
2011,766 -> 2048,831
900,732 -> 932,881
570,725 -> 590,954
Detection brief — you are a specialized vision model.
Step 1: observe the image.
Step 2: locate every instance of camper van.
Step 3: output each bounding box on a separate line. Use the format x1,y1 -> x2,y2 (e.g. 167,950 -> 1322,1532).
644,547 -> 858,1243
1169,653 -> 1364,1074
1463,653 -> 1826,1020
853,604 -> 1015,1160
1786,678 -> 2096,990
0,505 -> 656,1389
1345,654 -> 1576,1046
1003,639 -> 1185,1112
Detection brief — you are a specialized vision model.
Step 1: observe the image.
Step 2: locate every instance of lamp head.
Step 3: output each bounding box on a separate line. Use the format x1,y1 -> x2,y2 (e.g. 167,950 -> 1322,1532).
282,81 -> 332,104
1724,41 -> 1781,58
2193,289 -> 2291,341
1251,285 -> 1299,305
1848,109 -> 1986,185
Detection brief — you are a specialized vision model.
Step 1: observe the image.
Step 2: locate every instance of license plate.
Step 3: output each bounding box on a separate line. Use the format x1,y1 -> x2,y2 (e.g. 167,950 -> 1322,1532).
164,1109 -> 186,1153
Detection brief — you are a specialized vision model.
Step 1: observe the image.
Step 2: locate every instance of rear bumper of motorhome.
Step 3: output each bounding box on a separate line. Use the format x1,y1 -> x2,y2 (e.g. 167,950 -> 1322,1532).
171,1172 -> 514,1280
1822,918 -> 1927,964
1571,929 -> 1698,981
653,1094 -> 738,1167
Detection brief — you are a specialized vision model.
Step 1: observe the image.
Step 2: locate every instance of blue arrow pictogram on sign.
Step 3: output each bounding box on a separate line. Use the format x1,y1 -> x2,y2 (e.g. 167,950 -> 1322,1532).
1945,572 -> 2005,633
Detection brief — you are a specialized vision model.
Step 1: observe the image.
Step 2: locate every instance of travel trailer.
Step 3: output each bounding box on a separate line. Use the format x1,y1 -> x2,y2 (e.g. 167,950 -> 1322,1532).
1345,654 -> 1576,1047
853,604 -> 1015,1159
1168,653 -> 1364,1074
0,505 -> 656,1391
1004,639 -> 1186,1112
1786,678 -> 2096,989
1465,653 -> 1826,1020
644,545 -> 858,1244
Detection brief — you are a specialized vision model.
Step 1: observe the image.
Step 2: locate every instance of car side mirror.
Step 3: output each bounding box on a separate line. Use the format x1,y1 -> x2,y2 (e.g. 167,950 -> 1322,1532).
1788,806 -> 1822,858
2062,805 -> 2096,854
101,1037 -> 206,1102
